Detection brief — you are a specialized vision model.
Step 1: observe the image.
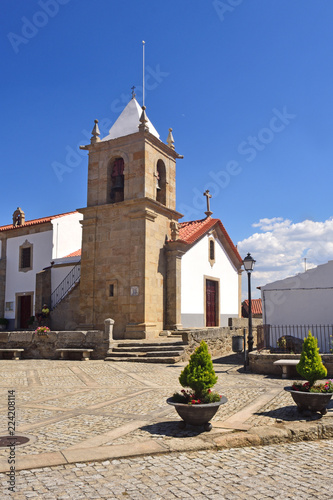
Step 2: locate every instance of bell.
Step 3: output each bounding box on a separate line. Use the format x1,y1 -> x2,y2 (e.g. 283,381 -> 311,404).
156,172 -> 161,190
113,175 -> 124,190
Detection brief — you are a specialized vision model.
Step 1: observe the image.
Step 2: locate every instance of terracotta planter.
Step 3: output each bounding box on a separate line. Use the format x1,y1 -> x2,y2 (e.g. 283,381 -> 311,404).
167,396 -> 227,431
285,387 -> 333,415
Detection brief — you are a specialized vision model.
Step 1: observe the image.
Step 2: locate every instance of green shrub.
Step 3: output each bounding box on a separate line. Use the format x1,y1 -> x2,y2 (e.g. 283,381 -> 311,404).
296,331 -> 327,387
179,341 -> 218,400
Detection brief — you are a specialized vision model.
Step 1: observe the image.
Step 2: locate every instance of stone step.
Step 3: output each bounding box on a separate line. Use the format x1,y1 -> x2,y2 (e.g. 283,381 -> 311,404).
115,341 -> 186,348
145,350 -> 184,357
110,351 -> 184,358
108,350 -> 184,358
106,340 -> 186,364
108,352 -> 143,358
105,356 -> 182,364
112,345 -> 184,353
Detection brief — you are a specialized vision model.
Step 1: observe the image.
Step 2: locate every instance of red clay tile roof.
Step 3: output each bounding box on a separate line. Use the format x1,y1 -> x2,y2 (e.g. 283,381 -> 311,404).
178,218 -> 242,263
64,249 -> 81,258
243,298 -> 262,316
0,211 -> 79,232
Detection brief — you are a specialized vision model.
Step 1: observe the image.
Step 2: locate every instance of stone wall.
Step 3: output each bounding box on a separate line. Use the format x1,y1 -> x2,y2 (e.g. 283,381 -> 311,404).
0,330 -> 108,360
50,283 -> 81,331
249,351 -> 333,378
181,325 -> 259,359
35,268 -> 51,314
228,317 -> 262,329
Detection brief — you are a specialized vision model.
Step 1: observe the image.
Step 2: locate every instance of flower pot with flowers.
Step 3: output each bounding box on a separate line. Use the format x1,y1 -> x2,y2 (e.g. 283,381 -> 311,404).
167,341 -> 227,431
34,326 -> 50,339
285,331 -> 333,415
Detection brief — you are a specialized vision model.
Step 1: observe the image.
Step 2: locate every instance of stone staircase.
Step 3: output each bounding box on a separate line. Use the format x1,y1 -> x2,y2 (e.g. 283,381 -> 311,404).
105,339 -> 187,364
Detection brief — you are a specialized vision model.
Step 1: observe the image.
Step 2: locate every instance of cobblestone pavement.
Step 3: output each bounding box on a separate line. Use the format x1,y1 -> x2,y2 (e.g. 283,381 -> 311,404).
0,357 -> 333,497
1,440 -> 333,499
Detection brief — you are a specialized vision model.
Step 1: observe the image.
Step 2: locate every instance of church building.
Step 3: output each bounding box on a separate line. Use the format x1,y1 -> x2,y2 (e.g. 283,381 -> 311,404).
0,95 -> 242,338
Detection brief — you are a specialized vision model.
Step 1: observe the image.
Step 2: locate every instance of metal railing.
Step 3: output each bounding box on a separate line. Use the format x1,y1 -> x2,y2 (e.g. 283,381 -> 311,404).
258,324 -> 333,353
51,263 -> 81,310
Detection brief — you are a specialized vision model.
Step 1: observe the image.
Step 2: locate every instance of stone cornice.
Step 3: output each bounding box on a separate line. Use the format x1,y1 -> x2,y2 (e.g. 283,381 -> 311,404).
78,198 -> 183,221
80,130 -> 182,160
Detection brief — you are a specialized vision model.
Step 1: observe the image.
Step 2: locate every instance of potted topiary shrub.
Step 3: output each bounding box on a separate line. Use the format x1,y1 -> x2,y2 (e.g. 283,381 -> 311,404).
0,318 -> 9,331
285,331 -> 333,415
167,340 -> 227,431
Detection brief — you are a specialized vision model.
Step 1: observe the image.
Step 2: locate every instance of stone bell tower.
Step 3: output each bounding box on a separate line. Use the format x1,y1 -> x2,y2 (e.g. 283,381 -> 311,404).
78,96 -> 183,339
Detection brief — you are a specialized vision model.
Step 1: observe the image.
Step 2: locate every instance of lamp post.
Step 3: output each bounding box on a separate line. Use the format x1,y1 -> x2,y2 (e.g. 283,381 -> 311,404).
243,253 -> 256,355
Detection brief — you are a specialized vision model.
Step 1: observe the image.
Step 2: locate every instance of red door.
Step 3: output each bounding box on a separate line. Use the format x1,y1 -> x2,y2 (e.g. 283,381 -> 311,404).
19,296 -> 31,329
206,280 -> 217,327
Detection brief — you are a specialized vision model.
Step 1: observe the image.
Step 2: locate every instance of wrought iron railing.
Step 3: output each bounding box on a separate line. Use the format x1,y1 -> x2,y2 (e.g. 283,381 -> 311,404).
260,324 -> 333,354
51,263 -> 81,310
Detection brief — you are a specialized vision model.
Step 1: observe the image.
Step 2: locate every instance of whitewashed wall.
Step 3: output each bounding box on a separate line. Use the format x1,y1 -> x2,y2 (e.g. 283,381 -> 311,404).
51,212 -> 82,259
51,254 -> 80,293
4,212 -> 82,322
51,265 -> 75,293
5,230 -> 53,319
262,260 -> 333,326
181,234 -> 239,327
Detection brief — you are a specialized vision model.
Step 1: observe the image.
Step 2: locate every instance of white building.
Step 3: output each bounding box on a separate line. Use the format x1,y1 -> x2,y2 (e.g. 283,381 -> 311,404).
261,260 -> 333,352
0,209 -> 82,329
179,218 -> 242,327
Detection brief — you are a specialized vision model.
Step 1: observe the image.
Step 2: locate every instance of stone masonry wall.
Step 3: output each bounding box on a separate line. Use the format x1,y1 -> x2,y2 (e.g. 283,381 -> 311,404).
228,317 -> 263,329
249,351 -> 333,378
181,324 -> 259,360
0,330 -> 108,360
50,283 -> 81,331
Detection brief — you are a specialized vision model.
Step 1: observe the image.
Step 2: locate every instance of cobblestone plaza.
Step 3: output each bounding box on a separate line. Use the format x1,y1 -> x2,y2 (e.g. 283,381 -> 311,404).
0,358 -> 332,498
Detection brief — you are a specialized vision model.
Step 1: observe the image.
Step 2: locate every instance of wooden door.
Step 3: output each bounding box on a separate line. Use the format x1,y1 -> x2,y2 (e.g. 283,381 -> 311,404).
19,296 -> 31,329
206,280 -> 217,327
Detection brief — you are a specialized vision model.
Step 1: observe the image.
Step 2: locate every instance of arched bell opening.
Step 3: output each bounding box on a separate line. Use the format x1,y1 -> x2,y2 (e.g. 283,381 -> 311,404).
108,157 -> 125,204
156,159 -> 166,206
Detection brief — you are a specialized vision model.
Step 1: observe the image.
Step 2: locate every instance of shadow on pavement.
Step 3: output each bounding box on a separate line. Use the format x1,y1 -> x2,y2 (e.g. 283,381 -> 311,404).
253,404 -> 331,422
213,353 -> 244,365
140,420 -> 208,438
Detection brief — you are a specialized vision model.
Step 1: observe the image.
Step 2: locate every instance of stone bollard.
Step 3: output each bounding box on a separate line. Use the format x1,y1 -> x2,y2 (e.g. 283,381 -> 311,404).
104,318 -> 115,349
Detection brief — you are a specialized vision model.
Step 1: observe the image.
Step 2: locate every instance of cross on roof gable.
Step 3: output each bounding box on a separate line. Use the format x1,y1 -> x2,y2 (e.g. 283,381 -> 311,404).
177,218 -> 242,264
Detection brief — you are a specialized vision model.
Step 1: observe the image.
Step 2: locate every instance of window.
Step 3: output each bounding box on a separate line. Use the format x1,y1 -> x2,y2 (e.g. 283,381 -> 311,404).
108,157 -> 125,204
21,247 -> 31,268
156,160 -> 166,205
19,240 -> 33,272
210,240 -> 215,261
208,237 -> 215,267
107,280 -> 117,299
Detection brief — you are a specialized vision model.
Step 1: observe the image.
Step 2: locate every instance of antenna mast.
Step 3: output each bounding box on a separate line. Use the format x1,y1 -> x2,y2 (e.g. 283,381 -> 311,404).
142,40 -> 145,107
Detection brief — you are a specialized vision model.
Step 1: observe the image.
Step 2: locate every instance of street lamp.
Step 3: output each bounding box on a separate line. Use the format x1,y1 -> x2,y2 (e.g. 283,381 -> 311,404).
243,253 -> 256,355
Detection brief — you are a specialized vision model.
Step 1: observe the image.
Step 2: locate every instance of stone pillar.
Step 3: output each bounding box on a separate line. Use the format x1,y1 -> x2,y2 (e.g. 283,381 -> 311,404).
78,212 -> 97,329
104,318 -> 115,348
165,246 -> 184,330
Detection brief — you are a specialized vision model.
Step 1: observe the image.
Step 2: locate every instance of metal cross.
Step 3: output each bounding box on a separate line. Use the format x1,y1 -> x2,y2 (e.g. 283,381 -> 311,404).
203,190 -> 212,213
131,86 -> 136,98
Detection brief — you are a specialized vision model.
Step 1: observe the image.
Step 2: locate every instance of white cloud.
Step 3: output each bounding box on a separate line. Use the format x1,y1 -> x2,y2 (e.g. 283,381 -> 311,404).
237,217 -> 333,300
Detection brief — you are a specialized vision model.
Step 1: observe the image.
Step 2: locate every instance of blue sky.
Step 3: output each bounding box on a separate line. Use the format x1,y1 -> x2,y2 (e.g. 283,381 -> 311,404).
2,0 -> 333,297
